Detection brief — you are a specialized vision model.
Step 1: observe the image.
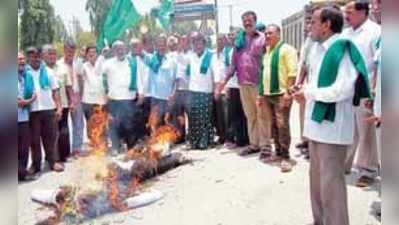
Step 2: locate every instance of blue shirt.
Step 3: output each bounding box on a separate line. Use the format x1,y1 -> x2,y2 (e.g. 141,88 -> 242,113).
18,74 -> 30,122
149,54 -> 177,100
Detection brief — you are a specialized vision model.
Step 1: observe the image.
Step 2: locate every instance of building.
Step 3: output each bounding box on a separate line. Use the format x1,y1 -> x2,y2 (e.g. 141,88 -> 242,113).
282,0 -> 348,50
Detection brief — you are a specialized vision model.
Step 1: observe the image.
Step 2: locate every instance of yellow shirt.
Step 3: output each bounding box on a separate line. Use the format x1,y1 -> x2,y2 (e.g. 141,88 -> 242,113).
262,42 -> 298,96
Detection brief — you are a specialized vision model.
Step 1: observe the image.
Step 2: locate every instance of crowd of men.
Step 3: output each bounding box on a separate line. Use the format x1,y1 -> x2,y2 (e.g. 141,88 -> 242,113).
18,0 -> 381,224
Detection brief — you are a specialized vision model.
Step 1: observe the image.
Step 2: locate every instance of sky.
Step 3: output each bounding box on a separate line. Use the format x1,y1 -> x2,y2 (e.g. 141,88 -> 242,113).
50,0 -> 309,33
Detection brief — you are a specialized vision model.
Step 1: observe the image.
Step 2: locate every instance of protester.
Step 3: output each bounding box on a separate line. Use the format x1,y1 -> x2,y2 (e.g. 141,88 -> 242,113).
26,47 -> 64,174
53,41 -> 75,161
294,14 -> 314,158
216,11 -> 268,156
130,38 -> 151,139
81,44 -> 107,140
222,30 -> 249,149
18,51 -> 37,181
258,24 -> 298,172
102,41 -> 140,154
148,35 -> 178,132
186,33 -> 218,150
213,34 -> 228,145
342,0 -> 381,187
173,34 -> 192,143
293,6 -> 372,225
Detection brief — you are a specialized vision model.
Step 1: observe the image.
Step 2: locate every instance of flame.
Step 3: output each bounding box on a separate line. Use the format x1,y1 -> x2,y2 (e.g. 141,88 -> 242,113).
147,106 -> 160,134
87,105 -> 108,156
105,165 -> 128,212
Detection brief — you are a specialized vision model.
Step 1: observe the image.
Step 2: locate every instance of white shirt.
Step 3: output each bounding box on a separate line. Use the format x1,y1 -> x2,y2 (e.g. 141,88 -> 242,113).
55,59 -> 74,108
176,50 -> 191,90
295,37 -> 315,85
73,57 -> 85,92
342,19 -> 381,79
187,50 -> 218,93
303,34 -> 358,145
82,60 -> 107,105
102,57 -> 136,100
30,66 -> 59,112
149,53 -> 177,100
223,47 -> 239,89
135,55 -> 151,97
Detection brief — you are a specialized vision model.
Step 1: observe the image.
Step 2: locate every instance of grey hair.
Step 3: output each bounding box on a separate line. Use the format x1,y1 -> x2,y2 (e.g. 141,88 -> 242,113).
112,40 -> 125,49
42,44 -> 56,53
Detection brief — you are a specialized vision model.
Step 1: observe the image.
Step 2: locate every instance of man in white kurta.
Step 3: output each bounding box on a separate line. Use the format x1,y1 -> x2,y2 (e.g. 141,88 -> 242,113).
102,41 -> 139,154
342,0 -> 381,186
293,7 -> 361,225
130,38 -> 152,138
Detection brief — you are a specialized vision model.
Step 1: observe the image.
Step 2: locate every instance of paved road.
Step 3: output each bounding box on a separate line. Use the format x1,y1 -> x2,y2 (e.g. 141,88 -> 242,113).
18,103 -> 381,225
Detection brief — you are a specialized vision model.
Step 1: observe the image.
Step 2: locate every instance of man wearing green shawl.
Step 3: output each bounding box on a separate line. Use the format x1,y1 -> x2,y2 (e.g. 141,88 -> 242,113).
26,47 -> 65,175
17,52 -> 37,181
292,7 -> 371,225
102,41 -> 141,155
257,24 -> 298,173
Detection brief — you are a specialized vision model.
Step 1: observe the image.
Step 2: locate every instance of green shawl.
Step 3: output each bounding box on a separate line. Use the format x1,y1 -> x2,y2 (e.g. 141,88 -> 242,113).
312,39 -> 372,123
258,42 -> 284,95
185,49 -> 213,76
128,55 -> 138,91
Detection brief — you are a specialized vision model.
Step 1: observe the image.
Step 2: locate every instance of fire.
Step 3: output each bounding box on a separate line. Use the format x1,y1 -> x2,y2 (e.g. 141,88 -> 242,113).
40,103 -> 183,223
87,105 -> 108,156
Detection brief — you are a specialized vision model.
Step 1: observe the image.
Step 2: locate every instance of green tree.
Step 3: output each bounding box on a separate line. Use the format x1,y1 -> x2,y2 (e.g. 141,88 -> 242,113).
76,31 -> 96,49
85,0 -> 113,36
19,0 -> 56,50
53,15 -> 68,42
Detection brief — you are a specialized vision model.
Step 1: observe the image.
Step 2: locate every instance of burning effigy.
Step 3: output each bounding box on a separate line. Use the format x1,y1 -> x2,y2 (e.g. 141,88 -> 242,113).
31,106 -> 192,225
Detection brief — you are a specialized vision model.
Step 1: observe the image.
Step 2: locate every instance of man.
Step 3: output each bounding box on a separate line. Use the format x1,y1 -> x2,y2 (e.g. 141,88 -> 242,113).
148,35 -> 178,132
294,13 -> 315,157
257,24 -> 298,172
343,0 -> 381,187
27,47 -> 64,174
186,33 -> 218,150
173,34 -> 192,143
102,41 -> 140,154
213,34 -> 228,145
216,11 -> 267,156
223,30 -> 249,149
81,45 -> 107,122
18,52 -> 37,181
368,0 -> 381,218
130,38 -> 151,139
293,6 -> 371,225
71,42 -> 86,157
48,43 -> 73,162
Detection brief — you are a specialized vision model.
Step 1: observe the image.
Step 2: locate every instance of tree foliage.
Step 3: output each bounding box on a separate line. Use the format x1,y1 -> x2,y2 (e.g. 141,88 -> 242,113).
85,0 -> 113,36
19,0 -> 56,50
54,15 -> 68,42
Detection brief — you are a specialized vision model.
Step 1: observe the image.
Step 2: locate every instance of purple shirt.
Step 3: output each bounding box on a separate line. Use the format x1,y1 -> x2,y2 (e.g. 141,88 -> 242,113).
226,31 -> 266,86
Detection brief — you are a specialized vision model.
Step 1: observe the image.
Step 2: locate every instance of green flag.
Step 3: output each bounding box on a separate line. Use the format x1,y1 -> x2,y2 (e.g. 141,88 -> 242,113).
97,0 -> 141,51
151,0 -> 174,30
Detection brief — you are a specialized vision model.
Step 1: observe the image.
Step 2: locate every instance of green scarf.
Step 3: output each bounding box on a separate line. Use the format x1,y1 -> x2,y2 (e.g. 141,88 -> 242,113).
26,63 -> 50,90
185,49 -> 213,76
21,70 -> 34,99
235,29 -> 246,51
147,52 -> 164,74
223,47 -> 232,67
270,42 -> 284,94
312,39 -> 371,123
128,55 -> 138,91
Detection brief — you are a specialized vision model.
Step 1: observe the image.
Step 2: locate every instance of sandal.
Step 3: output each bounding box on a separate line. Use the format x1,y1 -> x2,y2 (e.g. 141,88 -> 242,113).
238,145 -> 260,156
